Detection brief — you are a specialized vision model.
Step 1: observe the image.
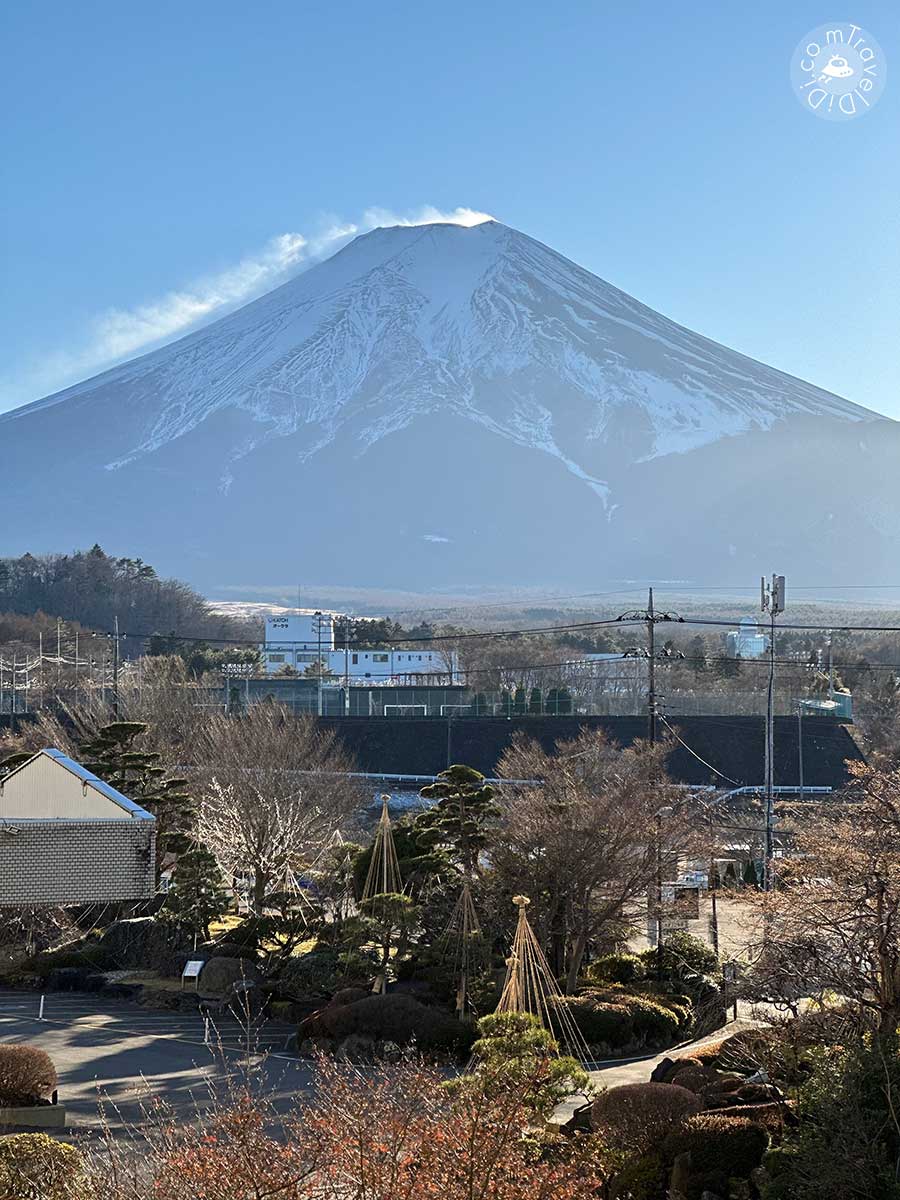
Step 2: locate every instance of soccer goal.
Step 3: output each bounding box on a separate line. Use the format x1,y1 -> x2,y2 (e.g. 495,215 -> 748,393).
383,704 -> 428,717
439,704 -> 473,716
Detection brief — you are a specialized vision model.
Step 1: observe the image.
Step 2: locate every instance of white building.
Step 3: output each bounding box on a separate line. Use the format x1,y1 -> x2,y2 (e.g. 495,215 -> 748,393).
725,617 -> 769,659
261,614 -> 458,684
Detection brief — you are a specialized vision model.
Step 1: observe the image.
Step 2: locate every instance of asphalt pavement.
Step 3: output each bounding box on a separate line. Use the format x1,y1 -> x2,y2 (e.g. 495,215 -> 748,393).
0,989 -> 312,1130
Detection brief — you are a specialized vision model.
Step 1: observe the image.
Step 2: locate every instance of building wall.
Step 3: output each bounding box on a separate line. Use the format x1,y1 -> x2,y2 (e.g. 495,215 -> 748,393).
264,614 -> 335,651
0,820 -> 156,905
0,753 -> 128,819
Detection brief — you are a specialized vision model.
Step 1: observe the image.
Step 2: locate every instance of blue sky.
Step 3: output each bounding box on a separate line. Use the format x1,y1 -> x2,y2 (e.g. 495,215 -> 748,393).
1,0 -> 897,417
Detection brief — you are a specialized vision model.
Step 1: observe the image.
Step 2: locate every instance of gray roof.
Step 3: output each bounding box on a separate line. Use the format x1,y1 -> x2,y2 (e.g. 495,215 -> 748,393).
36,749 -> 155,820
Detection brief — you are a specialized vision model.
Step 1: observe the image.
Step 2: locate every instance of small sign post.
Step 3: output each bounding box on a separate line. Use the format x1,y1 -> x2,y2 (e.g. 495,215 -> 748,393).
182,960 -> 205,992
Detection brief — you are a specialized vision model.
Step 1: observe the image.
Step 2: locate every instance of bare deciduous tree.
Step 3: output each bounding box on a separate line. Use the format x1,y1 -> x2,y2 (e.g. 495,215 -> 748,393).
193,705 -> 362,911
493,730 -> 696,992
745,760 -> 900,1037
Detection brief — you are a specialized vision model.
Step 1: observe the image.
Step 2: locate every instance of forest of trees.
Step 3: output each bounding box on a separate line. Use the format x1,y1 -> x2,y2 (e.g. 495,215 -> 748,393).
0,546 -> 254,648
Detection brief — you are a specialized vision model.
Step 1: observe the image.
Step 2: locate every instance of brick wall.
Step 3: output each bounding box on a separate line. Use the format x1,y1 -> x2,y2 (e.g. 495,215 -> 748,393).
0,820 -> 156,906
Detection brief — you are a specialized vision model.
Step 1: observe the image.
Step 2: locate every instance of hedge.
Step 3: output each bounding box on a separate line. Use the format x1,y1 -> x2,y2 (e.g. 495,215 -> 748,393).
586,953 -> 645,986
562,988 -> 683,1050
661,1113 -> 769,1200
23,943 -> 115,978
592,1082 -> 702,1157
316,993 -> 473,1054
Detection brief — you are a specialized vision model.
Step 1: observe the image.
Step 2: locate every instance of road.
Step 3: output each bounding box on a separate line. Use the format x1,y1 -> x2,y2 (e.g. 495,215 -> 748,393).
0,989 -> 311,1131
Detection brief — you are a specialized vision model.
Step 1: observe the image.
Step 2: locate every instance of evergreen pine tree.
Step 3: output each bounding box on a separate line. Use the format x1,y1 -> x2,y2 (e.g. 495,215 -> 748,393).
79,722 -> 194,875
415,764 -> 498,879
165,844 -> 231,941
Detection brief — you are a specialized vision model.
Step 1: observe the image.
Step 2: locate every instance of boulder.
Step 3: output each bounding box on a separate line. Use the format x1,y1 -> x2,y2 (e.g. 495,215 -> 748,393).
650,1056 -> 677,1083
198,957 -> 260,998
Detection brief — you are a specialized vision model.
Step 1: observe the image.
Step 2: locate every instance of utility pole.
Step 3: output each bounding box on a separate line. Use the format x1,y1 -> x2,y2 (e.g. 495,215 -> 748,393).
112,615 -> 120,717
761,573 -> 785,893
617,590 -> 683,743
56,618 -> 61,689
648,588 -> 657,743
344,616 -> 351,715
797,701 -> 804,803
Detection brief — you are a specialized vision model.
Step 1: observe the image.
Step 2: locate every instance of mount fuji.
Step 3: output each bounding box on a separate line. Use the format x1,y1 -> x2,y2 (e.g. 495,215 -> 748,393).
2,218 -> 897,591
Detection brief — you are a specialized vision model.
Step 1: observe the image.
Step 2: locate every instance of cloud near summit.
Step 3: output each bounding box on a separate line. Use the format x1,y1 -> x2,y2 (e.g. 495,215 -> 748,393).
0,205 -> 496,413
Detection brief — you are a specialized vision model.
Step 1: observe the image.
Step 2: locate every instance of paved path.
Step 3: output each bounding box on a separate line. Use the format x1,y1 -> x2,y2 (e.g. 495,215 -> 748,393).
0,989 -> 311,1131
554,1015 -> 762,1125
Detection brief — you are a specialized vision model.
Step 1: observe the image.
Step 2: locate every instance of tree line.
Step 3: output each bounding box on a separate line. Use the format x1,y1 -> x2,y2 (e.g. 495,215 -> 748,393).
0,545 -> 255,650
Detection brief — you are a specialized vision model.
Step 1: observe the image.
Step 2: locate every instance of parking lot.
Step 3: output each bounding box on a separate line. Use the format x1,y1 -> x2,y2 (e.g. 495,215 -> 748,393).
0,989 -> 311,1129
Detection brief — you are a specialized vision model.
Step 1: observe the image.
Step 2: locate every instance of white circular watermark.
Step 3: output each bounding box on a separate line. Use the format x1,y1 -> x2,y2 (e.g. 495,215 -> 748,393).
791,22 -> 886,120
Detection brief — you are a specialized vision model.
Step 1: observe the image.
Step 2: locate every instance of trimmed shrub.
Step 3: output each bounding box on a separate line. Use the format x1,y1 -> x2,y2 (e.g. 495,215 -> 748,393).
203,940 -> 258,961
0,1134 -> 89,1200
317,994 -> 473,1055
23,943 -> 115,978
99,917 -> 189,976
555,996 -> 634,1048
641,931 -> 718,979
668,1065 -> 710,1093
608,1152 -> 665,1200
661,1113 -> 769,1200
0,1044 -> 58,1107
591,1082 -> 702,1156
587,953 -> 646,986
328,986 -> 370,1009
276,948 -> 373,999
572,988 -> 682,1048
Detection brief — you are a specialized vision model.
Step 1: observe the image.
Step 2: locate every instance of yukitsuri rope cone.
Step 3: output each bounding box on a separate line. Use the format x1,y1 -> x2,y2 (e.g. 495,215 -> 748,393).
439,878 -> 484,1019
360,794 -> 405,994
495,895 -> 593,1063
361,794 -> 404,901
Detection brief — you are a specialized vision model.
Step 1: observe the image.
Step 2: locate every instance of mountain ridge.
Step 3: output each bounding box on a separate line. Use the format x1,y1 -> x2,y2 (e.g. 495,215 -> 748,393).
1,219 -> 896,590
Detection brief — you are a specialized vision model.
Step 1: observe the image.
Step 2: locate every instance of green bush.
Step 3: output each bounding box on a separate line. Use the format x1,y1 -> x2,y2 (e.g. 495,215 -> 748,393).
276,947 -> 373,999
587,953 -> 646,985
0,1134 -> 90,1200
0,1044 -> 58,1107
567,988 -> 682,1049
203,940 -> 259,961
609,1152 -> 665,1200
555,996 -> 634,1048
98,916 -> 188,975
642,931 -> 718,978
762,1041 -> 900,1200
661,1113 -> 769,1200
23,943 -> 116,978
318,993 -> 474,1054
592,1082 -> 701,1157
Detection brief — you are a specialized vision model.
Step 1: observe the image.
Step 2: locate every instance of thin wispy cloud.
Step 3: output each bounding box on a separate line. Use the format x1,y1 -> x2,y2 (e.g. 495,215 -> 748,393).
0,205 -> 495,413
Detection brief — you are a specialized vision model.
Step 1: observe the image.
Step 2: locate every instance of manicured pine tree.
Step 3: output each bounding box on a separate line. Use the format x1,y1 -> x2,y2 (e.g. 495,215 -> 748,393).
79,722 -> 194,876
165,844 -> 231,942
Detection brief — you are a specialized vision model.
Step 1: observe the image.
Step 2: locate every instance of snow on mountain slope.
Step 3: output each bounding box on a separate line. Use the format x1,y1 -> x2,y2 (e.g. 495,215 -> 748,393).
1,218 -> 893,591
3,220 -> 874,497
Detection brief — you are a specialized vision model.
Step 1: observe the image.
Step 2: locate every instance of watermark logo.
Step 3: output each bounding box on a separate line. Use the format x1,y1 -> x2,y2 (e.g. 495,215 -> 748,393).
791,22 -> 886,120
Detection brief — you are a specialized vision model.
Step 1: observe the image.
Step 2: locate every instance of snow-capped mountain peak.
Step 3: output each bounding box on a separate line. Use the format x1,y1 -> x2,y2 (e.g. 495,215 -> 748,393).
1,219 -> 892,592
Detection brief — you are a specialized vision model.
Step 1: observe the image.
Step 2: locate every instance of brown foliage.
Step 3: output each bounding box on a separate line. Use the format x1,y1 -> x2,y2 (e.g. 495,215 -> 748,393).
0,1044 -> 58,1107
88,1056 -> 604,1200
591,1081 -> 702,1157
